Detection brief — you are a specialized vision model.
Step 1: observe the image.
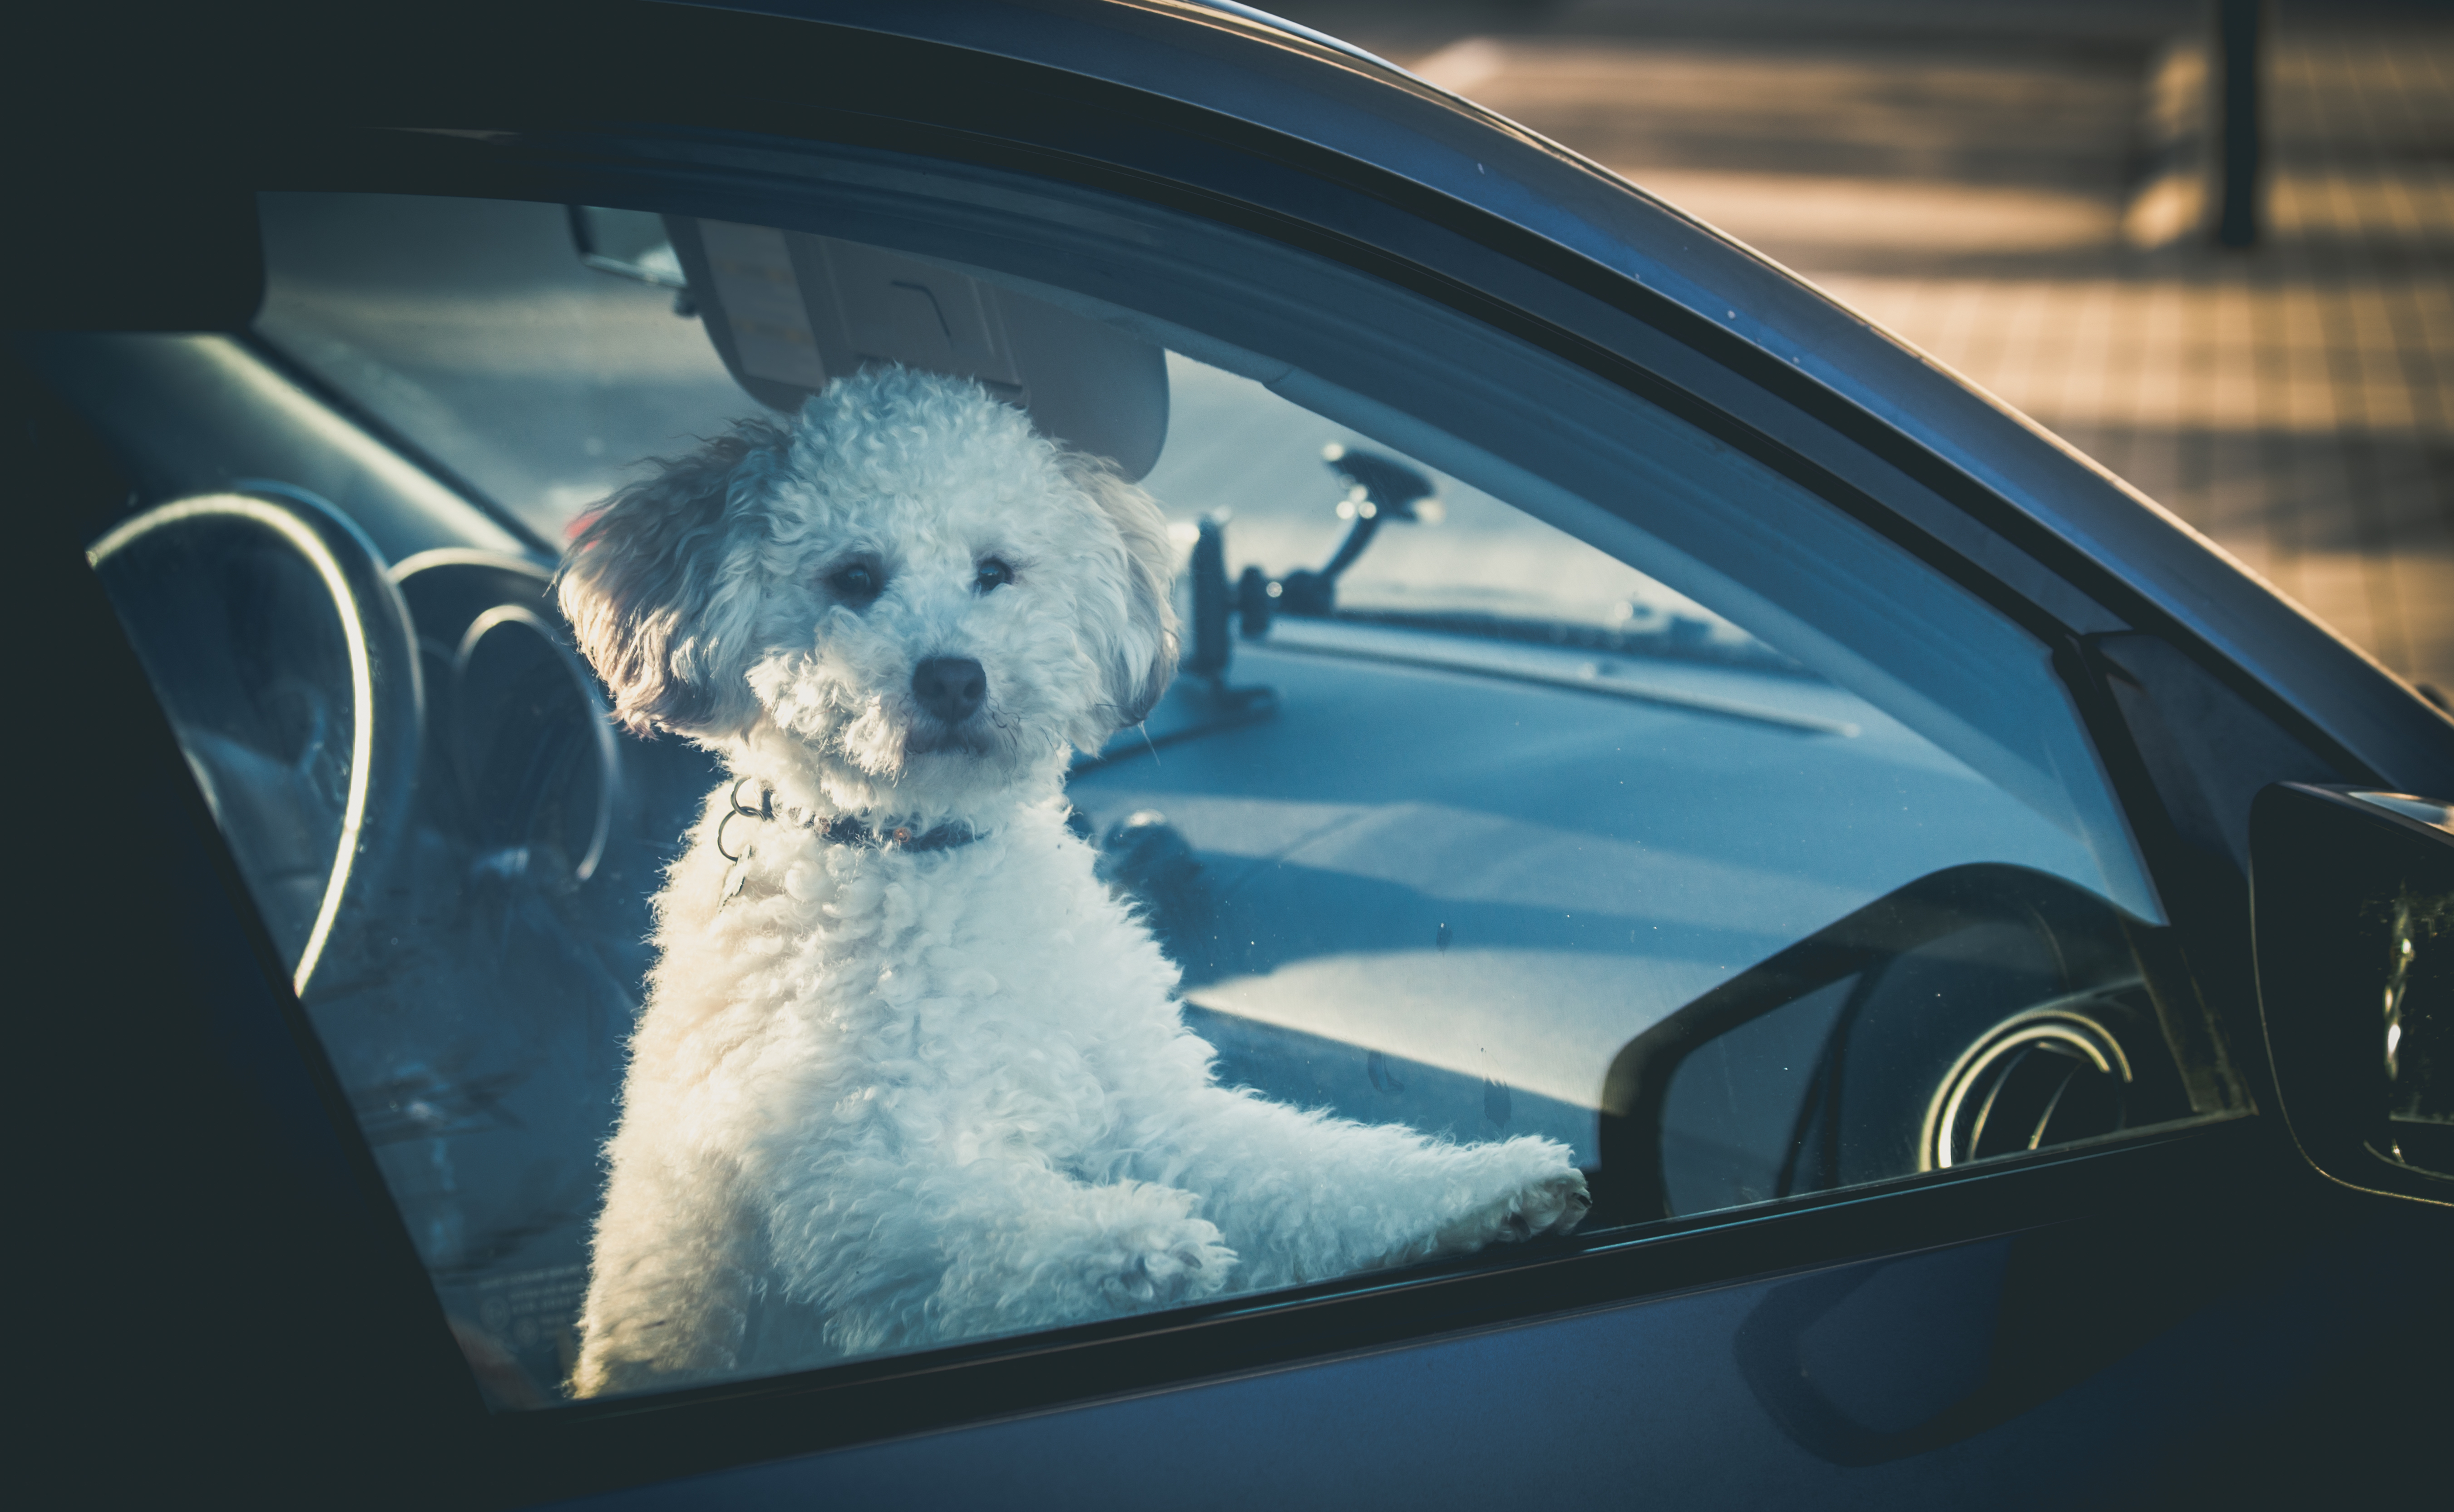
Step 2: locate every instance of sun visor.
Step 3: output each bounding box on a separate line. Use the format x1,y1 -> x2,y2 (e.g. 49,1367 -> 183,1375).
666,217 -> 1168,480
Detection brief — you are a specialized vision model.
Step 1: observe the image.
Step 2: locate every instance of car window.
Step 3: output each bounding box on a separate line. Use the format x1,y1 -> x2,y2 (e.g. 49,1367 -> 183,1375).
254,193 -> 750,540
86,157 -> 2242,1410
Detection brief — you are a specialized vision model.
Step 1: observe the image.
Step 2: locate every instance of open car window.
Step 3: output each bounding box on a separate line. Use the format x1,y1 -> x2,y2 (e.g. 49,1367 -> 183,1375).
85,154 -> 2245,1410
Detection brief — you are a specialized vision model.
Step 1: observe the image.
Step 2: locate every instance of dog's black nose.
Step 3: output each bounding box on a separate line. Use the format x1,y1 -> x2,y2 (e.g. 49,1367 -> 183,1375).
912,657 -> 988,723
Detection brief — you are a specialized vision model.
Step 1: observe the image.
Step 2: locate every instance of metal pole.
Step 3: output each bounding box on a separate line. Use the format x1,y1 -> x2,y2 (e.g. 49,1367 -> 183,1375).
2215,0 -> 2263,248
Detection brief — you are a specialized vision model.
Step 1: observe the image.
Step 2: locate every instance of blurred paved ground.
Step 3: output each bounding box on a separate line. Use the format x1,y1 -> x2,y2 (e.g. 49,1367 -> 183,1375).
1276,1 -> 2454,701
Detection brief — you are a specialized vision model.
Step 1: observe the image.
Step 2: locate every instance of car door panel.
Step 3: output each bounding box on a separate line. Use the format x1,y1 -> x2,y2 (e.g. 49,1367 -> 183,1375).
564,1192 -> 2431,1509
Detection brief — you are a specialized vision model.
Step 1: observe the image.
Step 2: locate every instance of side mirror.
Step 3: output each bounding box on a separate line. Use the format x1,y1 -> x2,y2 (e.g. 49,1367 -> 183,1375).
1598,865 -> 2198,1224
2251,783 -> 2454,1202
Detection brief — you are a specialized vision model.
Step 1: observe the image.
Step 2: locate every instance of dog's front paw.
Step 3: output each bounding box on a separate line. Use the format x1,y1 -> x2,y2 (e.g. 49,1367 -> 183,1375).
1505,1168 -> 1593,1240
1107,1219 -> 1238,1310
1434,1161 -> 1592,1255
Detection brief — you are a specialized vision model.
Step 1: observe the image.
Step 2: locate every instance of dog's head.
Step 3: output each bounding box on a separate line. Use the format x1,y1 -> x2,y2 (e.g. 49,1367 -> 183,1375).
558,366 -> 1178,810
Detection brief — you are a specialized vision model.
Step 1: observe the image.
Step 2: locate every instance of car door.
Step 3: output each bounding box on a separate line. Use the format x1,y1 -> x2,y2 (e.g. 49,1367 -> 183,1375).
19,2 -> 2450,1507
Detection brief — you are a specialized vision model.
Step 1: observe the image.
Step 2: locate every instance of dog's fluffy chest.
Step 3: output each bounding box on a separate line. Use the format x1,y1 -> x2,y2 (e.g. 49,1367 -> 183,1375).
637,797 -> 1187,1170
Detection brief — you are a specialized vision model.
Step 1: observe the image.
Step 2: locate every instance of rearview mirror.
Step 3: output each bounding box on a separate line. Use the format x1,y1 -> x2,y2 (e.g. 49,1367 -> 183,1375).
567,205 -> 689,292
2251,783 -> 2454,1202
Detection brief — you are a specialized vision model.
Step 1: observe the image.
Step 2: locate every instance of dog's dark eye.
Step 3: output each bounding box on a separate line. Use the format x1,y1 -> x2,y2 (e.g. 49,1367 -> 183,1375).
828,562 -> 881,604
974,558 -> 1015,594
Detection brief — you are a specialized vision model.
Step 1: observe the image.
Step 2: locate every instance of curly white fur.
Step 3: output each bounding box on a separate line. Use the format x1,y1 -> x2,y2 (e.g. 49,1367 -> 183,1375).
560,367 -> 1587,1397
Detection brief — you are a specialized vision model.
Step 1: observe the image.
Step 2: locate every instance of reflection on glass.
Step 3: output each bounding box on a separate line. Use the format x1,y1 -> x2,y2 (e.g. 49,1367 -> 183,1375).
89,496 -> 379,993
2382,886 -> 2451,1141
1660,976 -> 1857,1212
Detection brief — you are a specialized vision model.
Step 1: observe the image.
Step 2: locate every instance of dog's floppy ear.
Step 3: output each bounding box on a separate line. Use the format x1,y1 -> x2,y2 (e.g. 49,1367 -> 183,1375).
1062,451 -> 1179,731
558,418 -> 788,738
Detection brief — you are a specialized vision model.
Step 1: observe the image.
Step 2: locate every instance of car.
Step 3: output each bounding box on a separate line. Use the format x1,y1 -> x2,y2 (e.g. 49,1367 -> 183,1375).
16,0 -> 2451,1506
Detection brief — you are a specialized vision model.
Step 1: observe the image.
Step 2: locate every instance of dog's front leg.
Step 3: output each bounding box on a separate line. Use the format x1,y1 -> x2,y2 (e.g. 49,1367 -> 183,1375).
771,1157 -> 1239,1355
1115,1082 -> 1589,1291
570,1146 -> 760,1398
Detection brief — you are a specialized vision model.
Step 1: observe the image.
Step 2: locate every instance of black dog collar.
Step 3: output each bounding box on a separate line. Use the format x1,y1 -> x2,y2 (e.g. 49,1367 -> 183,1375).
718,778 -> 984,867
817,813 -> 982,854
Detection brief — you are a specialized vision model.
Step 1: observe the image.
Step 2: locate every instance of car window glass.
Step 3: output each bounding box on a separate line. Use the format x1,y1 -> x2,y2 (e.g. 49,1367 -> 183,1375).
1145,354 -> 1776,661
83,159 -> 2242,1410
255,193 -> 751,540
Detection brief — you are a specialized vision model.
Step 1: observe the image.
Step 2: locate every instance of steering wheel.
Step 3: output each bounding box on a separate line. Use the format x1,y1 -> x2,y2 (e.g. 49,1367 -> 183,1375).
89,489 -> 424,996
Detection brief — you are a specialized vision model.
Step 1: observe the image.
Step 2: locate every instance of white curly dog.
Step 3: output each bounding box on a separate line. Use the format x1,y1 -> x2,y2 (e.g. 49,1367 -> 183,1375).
560,365 -> 1588,1397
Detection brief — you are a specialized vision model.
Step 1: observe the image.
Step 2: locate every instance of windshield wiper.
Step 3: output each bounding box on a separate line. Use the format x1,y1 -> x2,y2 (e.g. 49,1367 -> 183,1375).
1326,606 -> 1811,677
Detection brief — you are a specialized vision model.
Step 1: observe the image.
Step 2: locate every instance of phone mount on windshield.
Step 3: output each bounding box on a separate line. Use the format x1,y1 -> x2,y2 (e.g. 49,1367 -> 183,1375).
1078,447 -> 1432,775
1230,445 -> 1438,635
